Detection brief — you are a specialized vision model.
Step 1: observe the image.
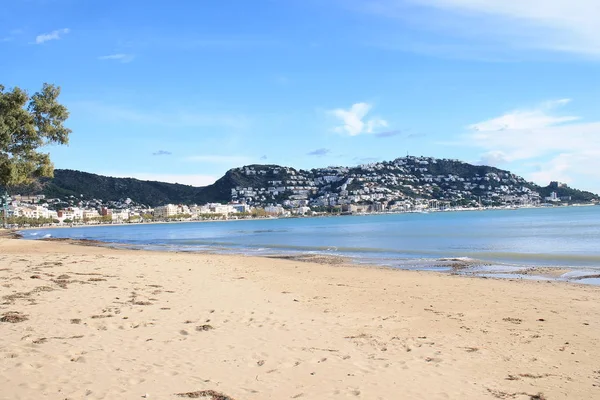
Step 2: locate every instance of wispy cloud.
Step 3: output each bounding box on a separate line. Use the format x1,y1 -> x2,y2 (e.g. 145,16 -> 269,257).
98,53 -> 135,63
185,155 -> 251,164
145,35 -> 280,51
374,130 -> 403,138
307,148 -> 332,157
329,102 -> 388,136
354,156 -> 381,164
351,0 -> 600,58
260,155 -> 268,160
35,28 -> 69,44
105,172 -> 216,187
466,98 -> 600,193
374,130 -> 427,139
152,150 -> 172,156
470,99 -> 578,132
71,101 -> 250,130
1,29 -> 22,42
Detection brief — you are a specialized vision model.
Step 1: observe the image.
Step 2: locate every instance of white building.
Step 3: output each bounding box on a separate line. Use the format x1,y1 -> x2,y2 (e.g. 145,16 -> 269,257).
264,205 -> 285,215
545,192 -> 560,202
211,204 -> 235,215
154,204 -> 179,218
231,203 -> 251,213
111,210 -> 130,222
83,209 -> 100,220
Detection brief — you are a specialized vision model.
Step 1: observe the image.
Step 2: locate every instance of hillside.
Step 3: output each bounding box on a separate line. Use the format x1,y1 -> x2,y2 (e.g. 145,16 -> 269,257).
8,157 -> 599,207
12,170 -> 203,207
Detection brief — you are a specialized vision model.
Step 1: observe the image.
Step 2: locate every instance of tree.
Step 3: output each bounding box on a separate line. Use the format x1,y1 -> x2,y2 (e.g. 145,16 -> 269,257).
0,83 -> 71,227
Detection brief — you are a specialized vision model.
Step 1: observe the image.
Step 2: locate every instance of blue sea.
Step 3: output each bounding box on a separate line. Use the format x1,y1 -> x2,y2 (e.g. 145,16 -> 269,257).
23,206 -> 600,283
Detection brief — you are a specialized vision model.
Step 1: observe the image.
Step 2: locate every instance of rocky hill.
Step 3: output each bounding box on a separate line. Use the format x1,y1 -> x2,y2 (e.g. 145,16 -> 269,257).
9,157 -> 599,207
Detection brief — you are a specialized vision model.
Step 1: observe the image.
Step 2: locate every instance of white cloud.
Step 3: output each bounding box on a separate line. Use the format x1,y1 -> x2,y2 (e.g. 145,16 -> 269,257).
185,155 -> 251,164
469,99 -> 578,132
105,173 -> 217,187
329,102 -> 389,136
467,99 -> 600,193
477,150 -> 510,166
528,151 -> 600,186
35,28 -> 69,44
98,53 -> 135,63
353,0 -> 600,57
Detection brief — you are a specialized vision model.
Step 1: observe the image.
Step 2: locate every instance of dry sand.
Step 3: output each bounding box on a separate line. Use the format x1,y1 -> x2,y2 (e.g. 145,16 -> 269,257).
1,236 -> 599,400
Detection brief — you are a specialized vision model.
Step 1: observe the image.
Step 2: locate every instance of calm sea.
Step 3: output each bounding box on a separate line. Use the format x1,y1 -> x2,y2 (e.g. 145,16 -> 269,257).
23,206 -> 600,273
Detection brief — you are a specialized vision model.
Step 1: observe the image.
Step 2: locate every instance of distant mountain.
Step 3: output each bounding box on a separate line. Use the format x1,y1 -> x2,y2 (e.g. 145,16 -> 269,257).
9,157 -> 599,207
13,169 -> 203,207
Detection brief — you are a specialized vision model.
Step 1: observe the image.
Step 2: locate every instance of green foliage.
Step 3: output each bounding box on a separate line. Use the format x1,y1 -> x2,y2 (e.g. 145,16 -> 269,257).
538,183 -> 598,203
169,213 -> 192,220
7,159 -> 600,208
25,169 -> 205,206
93,215 -> 113,223
5,216 -> 55,226
197,213 -> 226,220
0,83 -> 71,189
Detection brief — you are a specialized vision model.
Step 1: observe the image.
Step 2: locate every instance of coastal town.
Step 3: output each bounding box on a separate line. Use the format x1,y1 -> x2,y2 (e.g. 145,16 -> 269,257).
2,157 -> 596,227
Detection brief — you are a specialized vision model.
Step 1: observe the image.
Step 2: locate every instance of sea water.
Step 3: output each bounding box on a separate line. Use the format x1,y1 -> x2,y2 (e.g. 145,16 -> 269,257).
23,206 -> 600,275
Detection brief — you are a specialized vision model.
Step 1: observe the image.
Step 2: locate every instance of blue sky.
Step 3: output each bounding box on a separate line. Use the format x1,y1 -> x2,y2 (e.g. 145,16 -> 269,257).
2,0 -> 600,193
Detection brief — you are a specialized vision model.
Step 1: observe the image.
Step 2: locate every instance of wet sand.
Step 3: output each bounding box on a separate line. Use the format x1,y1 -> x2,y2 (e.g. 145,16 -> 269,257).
1,235 -> 599,399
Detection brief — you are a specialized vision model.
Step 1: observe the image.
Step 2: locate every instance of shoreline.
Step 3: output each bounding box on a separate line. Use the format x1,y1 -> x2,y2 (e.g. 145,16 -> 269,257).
12,202 -> 598,232
1,236 -> 599,399
28,233 -> 600,286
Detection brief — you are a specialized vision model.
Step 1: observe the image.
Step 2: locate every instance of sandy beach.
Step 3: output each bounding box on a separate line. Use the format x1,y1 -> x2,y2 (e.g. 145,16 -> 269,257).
1,235 -> 599,399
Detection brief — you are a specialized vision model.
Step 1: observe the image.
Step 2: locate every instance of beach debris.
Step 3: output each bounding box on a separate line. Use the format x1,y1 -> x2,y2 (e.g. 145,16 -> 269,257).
196,324 -> 214,332
91,314 -> 113,319
2,286 -> 54,305
519,373 -> 551,379
52,278 -> 71,288
0,312 -> 28,323
570,274 -> 600,281
175,390 -> 236,399
487,389 -> 547,400
33,335 -> 84,345
71,319 -> 82,324
502,317 -> 522,324
30,275 -> 41,279
529,394 -> 547,400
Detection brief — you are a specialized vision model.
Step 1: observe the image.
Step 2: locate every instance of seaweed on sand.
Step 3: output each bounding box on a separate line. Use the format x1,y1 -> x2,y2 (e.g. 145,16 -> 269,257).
176,390 -> 235,400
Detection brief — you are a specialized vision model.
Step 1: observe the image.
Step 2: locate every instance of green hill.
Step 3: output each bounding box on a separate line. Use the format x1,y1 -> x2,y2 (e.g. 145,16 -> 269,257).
8,158 -> 599,206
